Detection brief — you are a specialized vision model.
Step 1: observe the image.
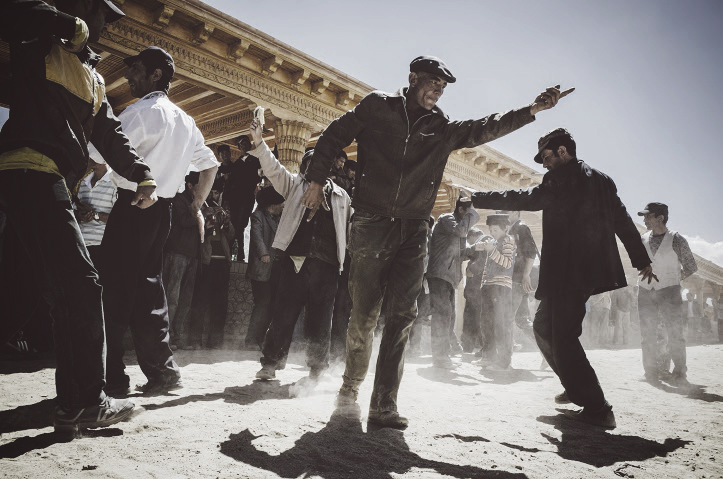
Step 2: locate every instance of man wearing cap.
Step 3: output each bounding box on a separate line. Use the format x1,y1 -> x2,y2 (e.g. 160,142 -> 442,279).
637,202 -> 697,386
471,128 -> 654,429
162,171 -> 203,350
220,135 -> 262,262
245,186 -> 285,350
301,54 -> 566,428
0,0 -> 154,433
101,46 -> 219,395
427,196 -> 480,369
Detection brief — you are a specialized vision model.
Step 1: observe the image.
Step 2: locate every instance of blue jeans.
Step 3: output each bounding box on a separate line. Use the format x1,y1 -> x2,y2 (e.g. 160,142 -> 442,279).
0,170 -> 106,409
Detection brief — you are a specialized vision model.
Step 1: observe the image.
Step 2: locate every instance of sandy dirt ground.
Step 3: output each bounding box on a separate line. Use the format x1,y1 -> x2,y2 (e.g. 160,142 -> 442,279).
1,342 -> 722,479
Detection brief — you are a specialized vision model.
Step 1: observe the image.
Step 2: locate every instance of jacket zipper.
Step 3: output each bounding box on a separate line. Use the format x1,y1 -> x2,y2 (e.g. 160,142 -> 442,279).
394,96 -> 431,217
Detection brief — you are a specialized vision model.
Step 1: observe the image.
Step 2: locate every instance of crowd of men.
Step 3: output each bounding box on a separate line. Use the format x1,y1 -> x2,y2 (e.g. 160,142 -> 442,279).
0,0 -> 719,439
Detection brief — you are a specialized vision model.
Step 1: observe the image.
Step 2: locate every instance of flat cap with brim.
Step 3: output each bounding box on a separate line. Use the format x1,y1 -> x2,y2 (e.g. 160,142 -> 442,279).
534,128 -> 574,164
637,202 -> 668,217
123,46 -> 175,77
410,55 -> 456,83
486,214 -> 509,227
102,0 -> 125,23
256,186 -> 285,208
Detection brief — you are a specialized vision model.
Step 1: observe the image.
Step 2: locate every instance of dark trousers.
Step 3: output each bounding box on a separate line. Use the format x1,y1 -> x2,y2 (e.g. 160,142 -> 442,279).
261,256 -> 338,371
162,251 -> 198,346
429,277 -> 456,360
228,197 -> 254,261
344,212 -> 427,413
330,255 -> 352,362
0,170 -> 105,409
533,288 -> 607,409
246,261 -> 281,349
100,190 -> 180,388
461,282 -> 482,352
408,288 -> 430,353
193,258 -> 230,348
638,286 -> 686,378
480,284 -> 513,368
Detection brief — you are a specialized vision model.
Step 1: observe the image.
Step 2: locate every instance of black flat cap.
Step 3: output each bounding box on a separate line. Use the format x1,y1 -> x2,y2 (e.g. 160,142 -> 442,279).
123,46 -> 175,77
637,202 -> 668,217
410,55 -> 456,83
256,186 -> 285,208
534,128 -> 575,164
101,0 -> 125,23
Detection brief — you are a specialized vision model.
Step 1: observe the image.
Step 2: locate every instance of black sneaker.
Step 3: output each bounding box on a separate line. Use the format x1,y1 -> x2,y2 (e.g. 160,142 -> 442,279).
135,378 -> 183,395
563,404 -> 616,429
53,396 -> 135,434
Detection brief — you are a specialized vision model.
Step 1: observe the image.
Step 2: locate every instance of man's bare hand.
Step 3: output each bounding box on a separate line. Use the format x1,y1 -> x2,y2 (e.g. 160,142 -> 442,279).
261,255 -> 271,264
131,185 -> 158,209
639,265 -> 659,284
530,85 -> 574,115
196,211 -> 205,243
249,120 -> 264,148
522,275 -> 533,294
301,181 -> 325,221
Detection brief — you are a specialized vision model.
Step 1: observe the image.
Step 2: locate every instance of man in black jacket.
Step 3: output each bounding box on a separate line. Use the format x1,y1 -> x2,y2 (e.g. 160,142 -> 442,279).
302,54 -> 567,428
472,128 -> 655,429
0,0 -> 156,434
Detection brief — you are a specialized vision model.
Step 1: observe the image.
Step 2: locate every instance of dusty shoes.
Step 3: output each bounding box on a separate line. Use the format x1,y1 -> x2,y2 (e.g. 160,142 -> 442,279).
255,364 -> 276,381
53,396 -> 135,435
563,403 -> 616,429
136,378 -> 183,395
555,391 -> 572,404
367,410 -> 409,430
433,356 -> 457,369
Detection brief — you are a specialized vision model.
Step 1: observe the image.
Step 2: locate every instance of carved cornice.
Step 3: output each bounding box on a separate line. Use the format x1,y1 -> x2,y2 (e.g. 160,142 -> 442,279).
153,5 -> 175,30
198,110 -> 254,143
101,20 -> 348,129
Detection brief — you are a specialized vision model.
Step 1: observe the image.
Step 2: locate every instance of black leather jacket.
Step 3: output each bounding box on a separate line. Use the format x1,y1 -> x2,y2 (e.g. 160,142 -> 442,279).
0,0 -> 152,188
308,87 -> 535,219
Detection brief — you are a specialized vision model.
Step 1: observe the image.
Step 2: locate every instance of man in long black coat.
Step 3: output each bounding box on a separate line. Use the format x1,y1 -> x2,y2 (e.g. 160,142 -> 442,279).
471,128 -> 655,429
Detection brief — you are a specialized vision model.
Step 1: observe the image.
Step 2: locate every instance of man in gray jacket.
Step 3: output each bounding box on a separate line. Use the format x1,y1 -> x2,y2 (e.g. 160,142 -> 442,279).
427,196 -> 479,368
248,121 -> 352,383
244,186 -> 285,350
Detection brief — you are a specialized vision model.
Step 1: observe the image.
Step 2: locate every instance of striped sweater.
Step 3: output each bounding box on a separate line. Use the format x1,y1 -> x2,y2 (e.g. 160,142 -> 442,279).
77,169 -> 116,246
482,234 -> 516,288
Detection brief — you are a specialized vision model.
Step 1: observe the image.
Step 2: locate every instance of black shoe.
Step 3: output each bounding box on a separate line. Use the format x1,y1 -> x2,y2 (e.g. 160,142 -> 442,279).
135,378 -> 183,395
563,404 -> 616,429
104,382 -> 132,397
53,396 -> 135,435
555,391 -> 571,404
367,410 -> 409,429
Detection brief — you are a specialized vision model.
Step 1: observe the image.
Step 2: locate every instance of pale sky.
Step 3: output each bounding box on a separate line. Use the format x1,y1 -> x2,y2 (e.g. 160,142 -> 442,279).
2,0 -> 721,263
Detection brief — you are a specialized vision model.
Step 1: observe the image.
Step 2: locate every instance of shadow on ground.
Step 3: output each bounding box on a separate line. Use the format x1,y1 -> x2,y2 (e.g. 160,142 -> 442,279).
642,378 -> 723,403
536,411 -> 691,467
220,409 -> 528,479
143,381 -> 294,412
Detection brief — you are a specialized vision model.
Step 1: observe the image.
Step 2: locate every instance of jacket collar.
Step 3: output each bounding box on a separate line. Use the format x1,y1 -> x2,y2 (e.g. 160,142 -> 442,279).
393,87 -> 449,120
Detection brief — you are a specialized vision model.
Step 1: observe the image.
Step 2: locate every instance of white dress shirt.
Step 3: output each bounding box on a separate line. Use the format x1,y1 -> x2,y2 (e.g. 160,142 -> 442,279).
112,91 -> 219,198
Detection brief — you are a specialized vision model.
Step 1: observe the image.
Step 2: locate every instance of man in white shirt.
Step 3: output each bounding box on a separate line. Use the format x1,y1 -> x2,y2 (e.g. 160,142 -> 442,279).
101,47 -> 219,395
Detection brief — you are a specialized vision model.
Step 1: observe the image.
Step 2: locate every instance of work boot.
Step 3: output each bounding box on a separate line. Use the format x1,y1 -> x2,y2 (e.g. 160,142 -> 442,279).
255,364 -> 276,381
563,403 -> 616,429
367,410 -> 409,430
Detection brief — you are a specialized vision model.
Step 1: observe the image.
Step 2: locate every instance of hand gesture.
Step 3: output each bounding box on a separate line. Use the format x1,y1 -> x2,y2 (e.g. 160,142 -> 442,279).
530,85 -> 574,115
300,181 -> 325,221
249,120 -> 264,148
522,275 -> 533,294
638,265 -> 659,284
132,185 -> 158,209
261,255 -> 271,264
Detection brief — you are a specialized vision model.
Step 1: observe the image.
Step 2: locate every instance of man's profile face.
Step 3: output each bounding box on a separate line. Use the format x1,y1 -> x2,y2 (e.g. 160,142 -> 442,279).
237,139 -> 251,155
642,212 -> 664,231
540,148 -> 566,171
333,156 -> 346,170
409,72 -> 447,110
489,224 -> 505,241
218,150 -> 230,163
125,60 -> 157,98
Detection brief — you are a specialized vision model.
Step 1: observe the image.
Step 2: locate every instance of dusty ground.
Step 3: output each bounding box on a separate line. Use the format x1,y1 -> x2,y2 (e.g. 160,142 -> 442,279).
1,341 -> 722,479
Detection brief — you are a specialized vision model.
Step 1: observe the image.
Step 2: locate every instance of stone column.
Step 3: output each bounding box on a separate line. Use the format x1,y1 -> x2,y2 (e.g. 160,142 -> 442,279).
274,119 -> 313,173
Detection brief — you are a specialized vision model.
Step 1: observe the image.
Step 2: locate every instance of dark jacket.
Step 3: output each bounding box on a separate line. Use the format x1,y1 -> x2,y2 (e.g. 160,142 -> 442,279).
427,209 -> 480,287
0,0 -> 153,189
165,190 -> 200,258
220,154 -> 261,206
472,158 -> 651,299
247,207 -> 279,282
308,88 -> 535,219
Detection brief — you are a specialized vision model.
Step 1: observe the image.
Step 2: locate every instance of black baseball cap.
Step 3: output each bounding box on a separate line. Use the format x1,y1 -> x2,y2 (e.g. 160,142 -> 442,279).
101,0 -> 125,23
534,128 -> 575,164
410,55 -> 456,83
637,202 -> 668,218
123,46 -> 175,77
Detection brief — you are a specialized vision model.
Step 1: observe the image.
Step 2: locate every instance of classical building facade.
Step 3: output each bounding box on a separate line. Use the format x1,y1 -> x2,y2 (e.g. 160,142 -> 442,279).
1,0 -> 720,344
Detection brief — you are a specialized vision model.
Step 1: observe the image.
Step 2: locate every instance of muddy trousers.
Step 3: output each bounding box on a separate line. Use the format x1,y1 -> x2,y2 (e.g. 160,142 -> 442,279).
0,170 -> 106,410
343,211 -> 427,413
480,285 -> 513,368
638,285 -> 686,378
101,190 -> 180,389
534,288 -> 607,409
